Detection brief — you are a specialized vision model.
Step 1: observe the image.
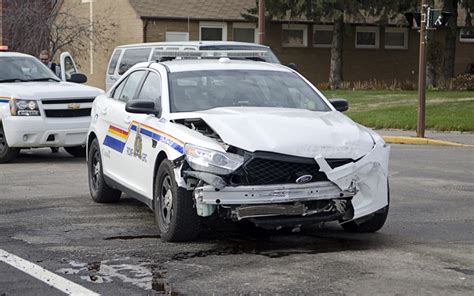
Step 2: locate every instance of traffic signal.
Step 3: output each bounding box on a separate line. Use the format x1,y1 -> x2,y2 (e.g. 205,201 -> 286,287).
429,10 -> 452,28
405,12 -> 422,29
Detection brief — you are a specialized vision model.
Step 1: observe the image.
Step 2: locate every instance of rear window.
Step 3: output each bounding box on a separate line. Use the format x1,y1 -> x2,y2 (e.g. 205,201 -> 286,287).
118,48 -> 151,75
108,49 -> 122,75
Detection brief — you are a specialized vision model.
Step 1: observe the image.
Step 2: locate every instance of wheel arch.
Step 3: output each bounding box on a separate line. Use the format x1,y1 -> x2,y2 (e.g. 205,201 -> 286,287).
86,132 -> 97,161
152,151 -> 169,210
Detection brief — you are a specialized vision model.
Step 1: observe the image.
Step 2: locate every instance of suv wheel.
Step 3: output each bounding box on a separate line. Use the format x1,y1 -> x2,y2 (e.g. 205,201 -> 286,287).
88,138 -> 121,203
0,124 -> 20,163
154,160 -> 201,242
65,145 -> 86,157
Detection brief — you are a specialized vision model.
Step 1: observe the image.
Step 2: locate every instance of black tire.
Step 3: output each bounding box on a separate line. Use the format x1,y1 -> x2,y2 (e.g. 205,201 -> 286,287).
154,159 -> 201,242
0,123 -> 20,163
87,138 -> 121,203
340,182 -> 389,233
65,145 -> 86,157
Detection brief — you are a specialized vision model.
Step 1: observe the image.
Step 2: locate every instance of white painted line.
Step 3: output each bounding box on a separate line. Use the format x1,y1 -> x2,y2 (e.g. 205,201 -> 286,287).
0,248 -> 100,296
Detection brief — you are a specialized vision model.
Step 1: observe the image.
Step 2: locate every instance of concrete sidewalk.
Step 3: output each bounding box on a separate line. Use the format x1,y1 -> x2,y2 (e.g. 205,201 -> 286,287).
376,129 -> 474,146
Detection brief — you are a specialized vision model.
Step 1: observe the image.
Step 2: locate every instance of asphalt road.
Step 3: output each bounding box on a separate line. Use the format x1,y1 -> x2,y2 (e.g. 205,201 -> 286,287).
0,144 -> 473,295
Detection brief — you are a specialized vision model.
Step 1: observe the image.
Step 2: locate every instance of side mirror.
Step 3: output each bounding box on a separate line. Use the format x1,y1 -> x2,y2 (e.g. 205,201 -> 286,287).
67,73 -> 87,84
329,98 -> 349,112
125,100 -> 161,116
287,63 -> 298,71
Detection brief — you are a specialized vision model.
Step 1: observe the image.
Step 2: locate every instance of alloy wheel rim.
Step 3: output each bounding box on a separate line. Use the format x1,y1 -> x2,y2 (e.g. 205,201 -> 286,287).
91,150 -> 101,190
159,175 -> 173,228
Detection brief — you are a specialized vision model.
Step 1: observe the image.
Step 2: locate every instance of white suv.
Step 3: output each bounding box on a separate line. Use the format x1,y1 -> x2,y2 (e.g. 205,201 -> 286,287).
0,52 -> 103,162
87,54 -> 390,242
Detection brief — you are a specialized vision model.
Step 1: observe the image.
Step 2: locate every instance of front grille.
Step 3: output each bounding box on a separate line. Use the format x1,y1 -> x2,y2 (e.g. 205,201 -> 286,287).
42,98 -> 95,104
42,98 -> 94,118
44,108 -> 91,118
230,152 -> 328,185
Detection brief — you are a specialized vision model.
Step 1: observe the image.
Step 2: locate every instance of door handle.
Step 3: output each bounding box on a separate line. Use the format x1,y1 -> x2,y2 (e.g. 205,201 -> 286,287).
124,116 -> 131,124
101,107 -> 107,115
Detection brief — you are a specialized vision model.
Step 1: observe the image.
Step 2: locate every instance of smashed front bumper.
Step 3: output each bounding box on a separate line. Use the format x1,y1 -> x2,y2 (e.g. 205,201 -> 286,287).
194,181 -> 354,205
188,140 -> 390,223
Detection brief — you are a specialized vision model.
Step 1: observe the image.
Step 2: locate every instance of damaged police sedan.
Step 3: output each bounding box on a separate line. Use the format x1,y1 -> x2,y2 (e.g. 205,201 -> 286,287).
87,53 -> 390,242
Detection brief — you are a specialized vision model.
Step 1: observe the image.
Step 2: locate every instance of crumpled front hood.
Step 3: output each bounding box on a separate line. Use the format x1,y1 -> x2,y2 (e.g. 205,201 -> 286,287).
0,81 -> 103,99
173,107 -> 375,159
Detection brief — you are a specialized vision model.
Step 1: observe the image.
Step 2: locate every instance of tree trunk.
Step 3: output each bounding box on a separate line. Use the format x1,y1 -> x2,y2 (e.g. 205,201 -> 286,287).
442,0 -> 458,81
329,15 -> 344,89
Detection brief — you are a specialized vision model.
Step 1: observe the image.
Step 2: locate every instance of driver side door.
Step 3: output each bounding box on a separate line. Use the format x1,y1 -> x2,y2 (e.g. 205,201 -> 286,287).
59,52 -> 78,82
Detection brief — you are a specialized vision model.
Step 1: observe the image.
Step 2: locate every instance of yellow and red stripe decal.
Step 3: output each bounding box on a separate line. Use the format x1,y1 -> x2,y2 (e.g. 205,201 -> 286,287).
103,121 -> 184,154
107,125 -> 129,139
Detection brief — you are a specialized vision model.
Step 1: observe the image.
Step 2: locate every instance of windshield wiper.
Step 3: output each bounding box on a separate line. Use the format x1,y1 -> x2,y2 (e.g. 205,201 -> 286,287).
25,77 -> 60,82
0,78 -> 28,83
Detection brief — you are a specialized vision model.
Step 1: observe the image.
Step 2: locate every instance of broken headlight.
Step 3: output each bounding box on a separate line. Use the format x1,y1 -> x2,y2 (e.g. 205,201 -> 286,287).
185,143 -> 244,175
9,99 -> 40,116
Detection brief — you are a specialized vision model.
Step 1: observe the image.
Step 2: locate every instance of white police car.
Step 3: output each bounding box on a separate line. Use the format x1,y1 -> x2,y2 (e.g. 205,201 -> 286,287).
0,52 -> 103,163
87,51 -> 390,242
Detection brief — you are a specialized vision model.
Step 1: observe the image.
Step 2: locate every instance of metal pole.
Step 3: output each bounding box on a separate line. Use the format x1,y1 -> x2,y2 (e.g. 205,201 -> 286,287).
89,0 -> 94,75
258,0 -> 265,44
417,0 -> 427,138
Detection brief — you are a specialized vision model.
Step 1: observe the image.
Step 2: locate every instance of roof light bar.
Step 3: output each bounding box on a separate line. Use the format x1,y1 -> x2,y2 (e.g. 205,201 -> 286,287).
0,45 -> 8,51
154,50 -> 267,60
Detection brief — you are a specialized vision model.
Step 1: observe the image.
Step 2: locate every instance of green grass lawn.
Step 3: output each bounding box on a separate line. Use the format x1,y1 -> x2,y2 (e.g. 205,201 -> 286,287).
322,90 -> 474,132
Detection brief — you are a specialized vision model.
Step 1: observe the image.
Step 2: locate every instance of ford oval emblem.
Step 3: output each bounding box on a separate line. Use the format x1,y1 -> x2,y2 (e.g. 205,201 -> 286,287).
296,175 -> 313,184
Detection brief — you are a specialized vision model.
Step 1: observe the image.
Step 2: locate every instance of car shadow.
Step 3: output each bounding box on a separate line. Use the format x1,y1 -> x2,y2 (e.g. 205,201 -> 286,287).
14,148 -> 84,164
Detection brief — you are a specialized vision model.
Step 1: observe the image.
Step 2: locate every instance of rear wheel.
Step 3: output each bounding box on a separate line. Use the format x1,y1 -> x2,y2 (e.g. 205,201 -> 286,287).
0,124 -> 19,163
154,160 -> 201,242
340,182 -> 389,233
88,138 -> 121,203
65,145 -> 86,157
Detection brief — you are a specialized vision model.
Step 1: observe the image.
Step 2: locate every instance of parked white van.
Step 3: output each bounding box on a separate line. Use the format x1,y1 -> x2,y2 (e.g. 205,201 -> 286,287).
105,41 -> 280,91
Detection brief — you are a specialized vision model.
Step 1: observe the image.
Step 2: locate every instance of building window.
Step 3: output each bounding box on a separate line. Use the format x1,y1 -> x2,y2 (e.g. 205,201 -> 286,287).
313,25 -> 333,48
355,26 -> 380,49
282,24 -> 308,47
384,27 -> 408,49
460,28 -> 474,43
165,32 -> 189,42
233,23 -> 257,43
200,22 -> 227,41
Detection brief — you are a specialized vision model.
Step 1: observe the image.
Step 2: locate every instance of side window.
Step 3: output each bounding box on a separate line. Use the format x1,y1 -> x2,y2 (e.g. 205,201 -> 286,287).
118,48 -> 151,75
108,49 -> 122,75
136,72 -> 161,104
112,77 -> 128,100
118,71 -> 146,103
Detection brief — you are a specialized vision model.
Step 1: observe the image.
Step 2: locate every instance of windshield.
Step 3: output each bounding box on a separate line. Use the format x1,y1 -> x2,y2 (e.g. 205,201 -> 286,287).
199,45 -> 280,64
0,56 -> 60,82
169,70 -> 330,113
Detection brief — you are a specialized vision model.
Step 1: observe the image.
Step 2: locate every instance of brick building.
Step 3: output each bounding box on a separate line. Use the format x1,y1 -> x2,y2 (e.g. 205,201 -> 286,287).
58,0 -> 473,89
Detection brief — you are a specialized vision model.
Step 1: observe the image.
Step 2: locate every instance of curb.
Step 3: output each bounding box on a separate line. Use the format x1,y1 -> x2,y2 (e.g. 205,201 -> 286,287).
382,136 -> 473,148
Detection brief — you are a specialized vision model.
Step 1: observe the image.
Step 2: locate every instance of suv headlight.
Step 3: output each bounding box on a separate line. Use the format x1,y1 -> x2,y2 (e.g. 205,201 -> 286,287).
185,144 -> 244,175
9,99 -> 40,116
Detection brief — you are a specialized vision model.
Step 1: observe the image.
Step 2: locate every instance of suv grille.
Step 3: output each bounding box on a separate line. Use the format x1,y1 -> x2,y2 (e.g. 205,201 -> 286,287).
44,108 -> 91,118
41,98 -> 94,118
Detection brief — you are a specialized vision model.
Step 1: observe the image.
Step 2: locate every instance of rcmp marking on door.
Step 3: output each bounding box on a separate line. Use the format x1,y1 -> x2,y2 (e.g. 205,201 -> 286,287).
103,121 -> 184,156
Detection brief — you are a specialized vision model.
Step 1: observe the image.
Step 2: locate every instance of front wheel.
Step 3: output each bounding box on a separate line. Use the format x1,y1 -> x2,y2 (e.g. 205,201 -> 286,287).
65,145 -> 86,157
88,138 -> 121,203
0,124 -> 19,163
154,160 -> 201,242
